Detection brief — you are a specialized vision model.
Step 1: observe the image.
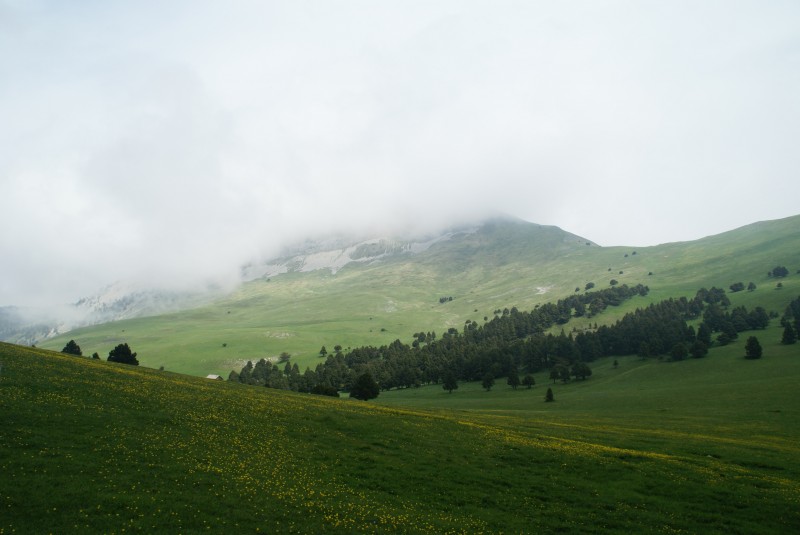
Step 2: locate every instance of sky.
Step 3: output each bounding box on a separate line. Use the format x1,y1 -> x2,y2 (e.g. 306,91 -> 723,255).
2,0 -> 799,307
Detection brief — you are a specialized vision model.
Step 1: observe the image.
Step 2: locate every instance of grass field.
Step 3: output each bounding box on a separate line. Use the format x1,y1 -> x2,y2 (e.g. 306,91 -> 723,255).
3,328 -> 800,533
39,215 -> 800,378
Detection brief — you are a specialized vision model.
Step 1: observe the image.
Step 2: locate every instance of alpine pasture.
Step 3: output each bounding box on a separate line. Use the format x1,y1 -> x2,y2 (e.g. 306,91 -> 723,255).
2,333 -> 799,533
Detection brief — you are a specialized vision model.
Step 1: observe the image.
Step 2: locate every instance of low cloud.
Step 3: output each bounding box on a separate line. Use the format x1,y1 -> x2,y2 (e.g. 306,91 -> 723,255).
2,1 -> 799,306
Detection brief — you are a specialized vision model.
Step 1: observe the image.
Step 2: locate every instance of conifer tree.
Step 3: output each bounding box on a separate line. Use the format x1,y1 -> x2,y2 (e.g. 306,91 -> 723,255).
61,340 -> 82,356
744,336 -> 762,359
349,372 -> 379,400
107,343 -> 138,366
507,369 -> 521,390
522,374 -> 535,389
781,323 -> 797,345
442,372 -> 458,393
482,373 -> 495,391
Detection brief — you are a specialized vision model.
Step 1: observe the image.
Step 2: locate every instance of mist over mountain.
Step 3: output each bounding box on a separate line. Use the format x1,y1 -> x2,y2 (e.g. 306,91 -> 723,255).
7,213 -> 800,350
4,2 -> 799,313
2,215 -> 585,343
242,217 -> 508,280
0,281 -> 223,346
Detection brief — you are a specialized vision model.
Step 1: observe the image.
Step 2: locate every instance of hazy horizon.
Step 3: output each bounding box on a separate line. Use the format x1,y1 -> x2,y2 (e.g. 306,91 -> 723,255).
2,1 -> 799,307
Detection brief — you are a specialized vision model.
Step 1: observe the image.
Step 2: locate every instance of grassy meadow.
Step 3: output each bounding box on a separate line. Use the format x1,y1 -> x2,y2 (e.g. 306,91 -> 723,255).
2,329 -> 800,533
40,215 -> 800,377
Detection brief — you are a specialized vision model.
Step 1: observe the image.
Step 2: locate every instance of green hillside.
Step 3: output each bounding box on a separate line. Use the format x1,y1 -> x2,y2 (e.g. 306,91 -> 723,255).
2,339 -> 799,533
41,215 -> 800,377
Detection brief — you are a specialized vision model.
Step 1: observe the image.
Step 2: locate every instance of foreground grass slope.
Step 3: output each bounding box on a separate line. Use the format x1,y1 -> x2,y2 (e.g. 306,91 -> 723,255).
42,215 -> 800,376
2,340 -> 799,533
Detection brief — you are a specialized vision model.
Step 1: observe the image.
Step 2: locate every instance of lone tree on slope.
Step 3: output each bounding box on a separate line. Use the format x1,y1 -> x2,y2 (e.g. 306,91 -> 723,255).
545,387 -> 554,402
61,340 -> 82,356
482,373 -> 495,391
349,372 -> 380,401
770,266 -> 789,278
442,372 -> 459,394
745,336 -> 763,360
107,343 -> 138,366
522,374 -> 535,389
507,369 -> 521,390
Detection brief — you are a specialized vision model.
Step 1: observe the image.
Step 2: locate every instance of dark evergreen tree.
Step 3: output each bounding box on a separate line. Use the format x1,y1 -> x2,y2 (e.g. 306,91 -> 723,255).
690,340 -> 708,358
729,282 -> 745,293
745,336 -> 762,360
442,372 -> 459,393
545,387 -> 554,402
507,369 -> 521,390
92,352 -> 99,360
481,373 -> 495,391
670,343 -> 688,361
697,323 -> 712,346
522,374 -> 535,389
716,332 -> 733,346
771,266 -> 789,278
61,339 -> 82,356
239,360 -> 254,383
549,368 -> 559,384
571,362 -> 592,380
107,343 -> 138,366
747,307 -> 770,330
557,365 -> 571,383
349,372 -> 380,400
747,282 -> 757,291
781,323 -> 797,345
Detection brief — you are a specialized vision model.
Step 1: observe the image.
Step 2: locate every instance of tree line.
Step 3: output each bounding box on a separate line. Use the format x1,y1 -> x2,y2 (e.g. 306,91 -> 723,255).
231,285 -> 644,393
62,340 -> 139,365
231,283 -> 780,397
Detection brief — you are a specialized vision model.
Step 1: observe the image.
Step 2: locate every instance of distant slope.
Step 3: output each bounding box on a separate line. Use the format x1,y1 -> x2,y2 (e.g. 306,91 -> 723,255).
2,341 -> 799,533
1,281 -> 221,345
40,214 -> 800,376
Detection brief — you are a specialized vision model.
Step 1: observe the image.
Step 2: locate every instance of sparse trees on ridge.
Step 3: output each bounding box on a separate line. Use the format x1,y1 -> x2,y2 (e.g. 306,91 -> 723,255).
61,340 -> 82,356
729,282 -> 745,293
107,343 -> 138,366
